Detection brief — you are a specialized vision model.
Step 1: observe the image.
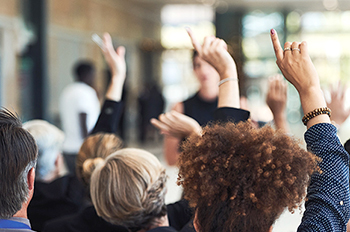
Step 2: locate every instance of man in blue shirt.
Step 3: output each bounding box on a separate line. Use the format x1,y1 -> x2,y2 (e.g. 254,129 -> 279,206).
0,109 -> 38,231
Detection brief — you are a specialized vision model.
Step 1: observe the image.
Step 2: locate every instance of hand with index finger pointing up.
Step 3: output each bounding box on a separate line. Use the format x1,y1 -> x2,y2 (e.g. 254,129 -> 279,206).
186,28 -> 237,81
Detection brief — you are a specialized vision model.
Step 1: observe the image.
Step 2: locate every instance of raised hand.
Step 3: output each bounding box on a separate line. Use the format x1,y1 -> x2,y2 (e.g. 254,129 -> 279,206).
186,28 -> 236,81
270,30 -> 320,95
100,33 -> 126,101
266,75 -> 287,117
326,82 -> 350,126
150,111 -> 202,139
266,75 -> 289,132
186,28 -> 240,108
102,33 -> 126,81
270,29 -> 330,128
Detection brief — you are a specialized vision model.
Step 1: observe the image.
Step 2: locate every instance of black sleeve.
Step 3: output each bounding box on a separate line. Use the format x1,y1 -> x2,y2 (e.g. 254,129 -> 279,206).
167,199 -> 193,231
90,100 -> 123,135
213,107 -> 250,123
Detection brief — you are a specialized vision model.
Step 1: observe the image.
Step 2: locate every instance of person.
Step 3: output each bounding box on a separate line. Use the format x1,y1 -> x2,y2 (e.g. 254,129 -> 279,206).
138,82 -> 165,143
0,109 -> 38,231
43,33 -> 128,232
59,60 -> 100,174
22,120 -> 84,232
164,50 -> 220,166
90,148 -> 171,232
155,29 -> 350,231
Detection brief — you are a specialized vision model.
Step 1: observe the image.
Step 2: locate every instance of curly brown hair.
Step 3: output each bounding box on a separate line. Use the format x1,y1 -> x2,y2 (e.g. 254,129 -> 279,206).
177,121 -> 320,232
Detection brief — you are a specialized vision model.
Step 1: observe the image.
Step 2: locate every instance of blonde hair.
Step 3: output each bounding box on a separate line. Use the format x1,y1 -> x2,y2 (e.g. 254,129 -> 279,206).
76,133 -> 123,187
90,148 -> 167,232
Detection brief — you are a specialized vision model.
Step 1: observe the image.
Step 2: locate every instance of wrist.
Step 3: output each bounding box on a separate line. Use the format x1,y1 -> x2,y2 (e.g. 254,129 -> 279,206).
218,66 -> 237,81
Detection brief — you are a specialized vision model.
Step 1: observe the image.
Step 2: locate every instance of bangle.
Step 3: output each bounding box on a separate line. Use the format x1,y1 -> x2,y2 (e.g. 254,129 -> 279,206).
218,78 -> 238,87
302,107 -> 331,126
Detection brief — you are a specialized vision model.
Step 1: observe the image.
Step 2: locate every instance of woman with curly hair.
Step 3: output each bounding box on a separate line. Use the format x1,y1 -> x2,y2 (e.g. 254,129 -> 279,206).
153,29 -> 349,232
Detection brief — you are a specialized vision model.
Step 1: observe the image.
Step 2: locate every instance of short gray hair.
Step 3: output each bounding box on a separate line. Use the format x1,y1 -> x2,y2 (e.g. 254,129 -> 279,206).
0,109 -> 38,219
23,120 -> 64,181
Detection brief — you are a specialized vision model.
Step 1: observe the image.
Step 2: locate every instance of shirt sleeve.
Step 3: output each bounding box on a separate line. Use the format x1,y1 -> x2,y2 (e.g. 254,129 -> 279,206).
213,107 -> 250,123
90,100 -> 123,135
298,123 -> 350,232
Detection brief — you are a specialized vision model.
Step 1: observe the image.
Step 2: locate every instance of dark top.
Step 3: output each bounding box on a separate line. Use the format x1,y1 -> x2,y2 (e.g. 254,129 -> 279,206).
91,100 -> 124,134
183,93 -> 218,126
43,206 -> 128,232
27,175 -> 85,232
148,227 -> 177,232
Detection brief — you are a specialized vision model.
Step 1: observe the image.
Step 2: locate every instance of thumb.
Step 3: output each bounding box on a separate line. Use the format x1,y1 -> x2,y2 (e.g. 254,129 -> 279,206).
116,46 -> 126,57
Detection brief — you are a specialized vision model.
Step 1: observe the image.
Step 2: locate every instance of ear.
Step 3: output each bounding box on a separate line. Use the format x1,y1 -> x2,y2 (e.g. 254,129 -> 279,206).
27,167 -> 35,191
193,210 -> 200,232
269,226 -> 273,232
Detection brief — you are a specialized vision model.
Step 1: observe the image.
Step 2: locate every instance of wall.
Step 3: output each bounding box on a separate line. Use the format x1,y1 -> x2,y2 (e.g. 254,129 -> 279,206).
0,0 -> 20,112
47,0 -> 162,127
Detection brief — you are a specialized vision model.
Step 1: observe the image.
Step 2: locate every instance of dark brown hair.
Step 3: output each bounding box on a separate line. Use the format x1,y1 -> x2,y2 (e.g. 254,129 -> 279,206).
0,108 -> 38,218
178,121 -> 319,232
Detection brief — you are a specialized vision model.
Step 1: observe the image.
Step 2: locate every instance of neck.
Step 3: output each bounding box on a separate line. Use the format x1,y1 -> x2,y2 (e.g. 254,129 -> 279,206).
198,85 -> 218,102
12,204 -> 28,219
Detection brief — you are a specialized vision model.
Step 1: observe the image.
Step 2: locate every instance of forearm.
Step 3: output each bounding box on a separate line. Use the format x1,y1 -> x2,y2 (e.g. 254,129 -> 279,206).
218,79 -> 240,108
273,113 -> 289,133
164,136 -> 181,166
90,100 -> 123,135
299,123 -> 350,231
105,75 -> 124,102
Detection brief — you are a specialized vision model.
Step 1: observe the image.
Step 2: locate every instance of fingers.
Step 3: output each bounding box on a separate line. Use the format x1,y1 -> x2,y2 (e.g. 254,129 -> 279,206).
299,41 -> 308,56
270,29 -> 283,62
291,42 -> 301,55
202,36 -> 216,56
116,46 -> 126,58
150,118 -> 170,134
186,27 -> 202,55
103,33 -> 114,51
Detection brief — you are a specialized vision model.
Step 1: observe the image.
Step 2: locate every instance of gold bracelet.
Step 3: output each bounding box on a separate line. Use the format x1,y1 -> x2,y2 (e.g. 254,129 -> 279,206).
302,107 -> 331,126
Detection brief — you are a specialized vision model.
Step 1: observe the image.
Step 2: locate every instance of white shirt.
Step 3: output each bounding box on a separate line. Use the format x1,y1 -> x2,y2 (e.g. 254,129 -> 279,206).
59,82 -> 100,154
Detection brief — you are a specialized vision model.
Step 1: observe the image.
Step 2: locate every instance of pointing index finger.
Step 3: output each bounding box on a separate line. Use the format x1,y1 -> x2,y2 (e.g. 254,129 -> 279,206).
186,27 -> 202,55
270,29 -> 283,62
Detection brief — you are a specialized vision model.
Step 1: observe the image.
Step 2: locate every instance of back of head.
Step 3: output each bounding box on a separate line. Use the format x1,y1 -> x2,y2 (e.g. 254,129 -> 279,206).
23,120 -> 64,181
178,121 -> 319,232
0,109 -> 38,219
90,148 -> 167,232
73,60 -> 95,84
76,133 -> 123,188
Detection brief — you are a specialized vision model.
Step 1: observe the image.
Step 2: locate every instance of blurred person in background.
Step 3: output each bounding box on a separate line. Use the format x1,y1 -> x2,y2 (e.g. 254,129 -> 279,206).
23,120 -> 84,232
138,81 -> 165,143
59,60 -> 100,175
43,33 -> 128,232
164,50 -> 220,166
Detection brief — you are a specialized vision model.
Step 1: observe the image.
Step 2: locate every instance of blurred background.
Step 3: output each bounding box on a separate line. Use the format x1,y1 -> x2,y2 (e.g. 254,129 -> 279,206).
1,1 -> 350,230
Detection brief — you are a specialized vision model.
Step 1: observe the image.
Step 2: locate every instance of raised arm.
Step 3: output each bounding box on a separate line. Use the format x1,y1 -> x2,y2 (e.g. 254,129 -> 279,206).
326,82 -> 350,128
186,29 -> 239,109
91,33 -> 126,134
266,75 -> 289,133
270,29 -> 350,232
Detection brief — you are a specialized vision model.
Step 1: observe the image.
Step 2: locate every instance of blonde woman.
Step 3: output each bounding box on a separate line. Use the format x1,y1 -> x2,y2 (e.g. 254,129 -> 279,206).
90,148 -> 172,232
